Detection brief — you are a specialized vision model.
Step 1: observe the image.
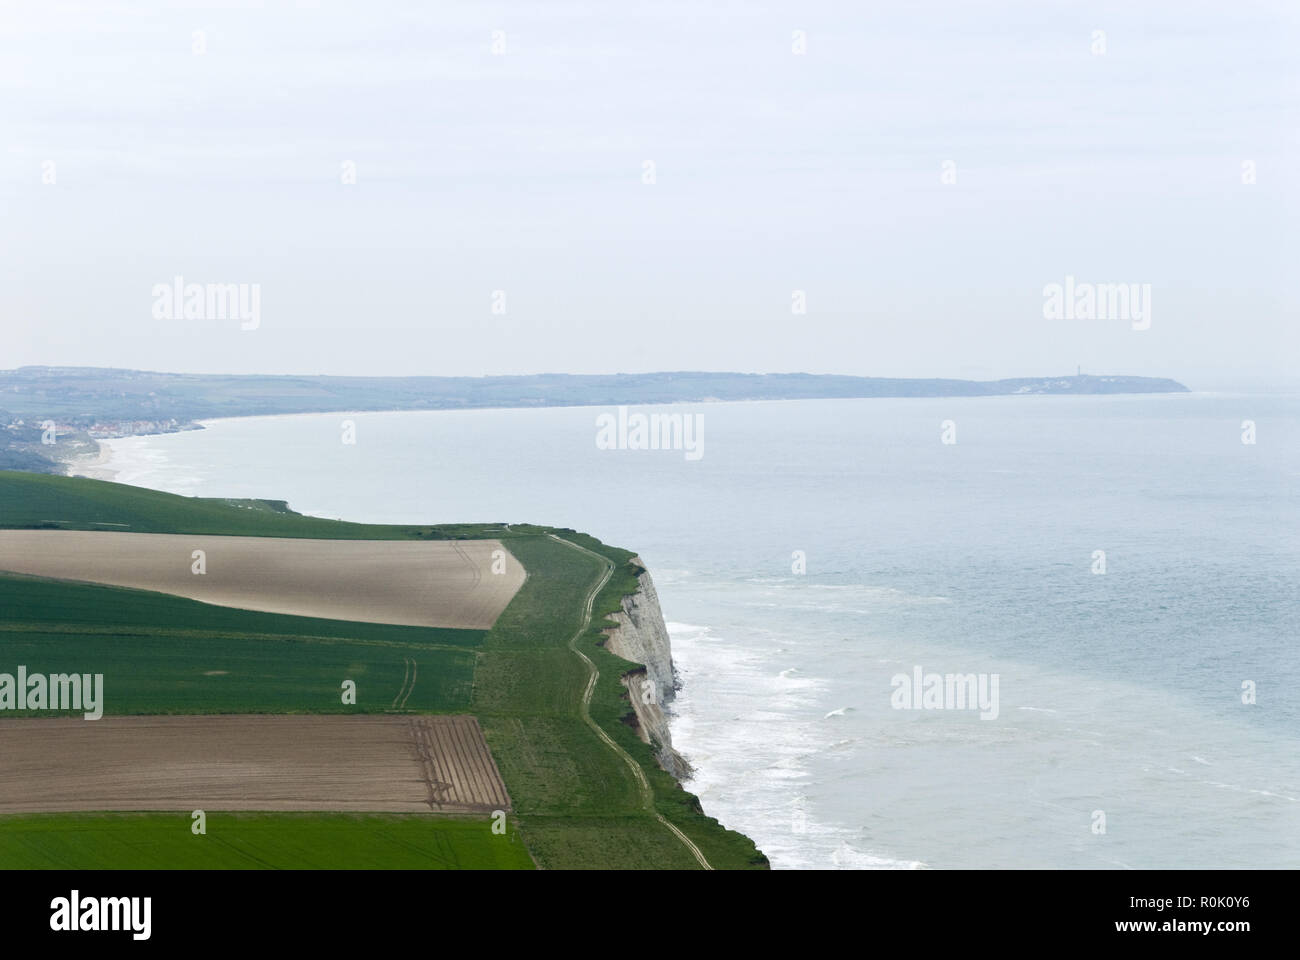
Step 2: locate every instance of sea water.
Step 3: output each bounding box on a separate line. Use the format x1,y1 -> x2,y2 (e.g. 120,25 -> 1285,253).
94,393 -> 1300,868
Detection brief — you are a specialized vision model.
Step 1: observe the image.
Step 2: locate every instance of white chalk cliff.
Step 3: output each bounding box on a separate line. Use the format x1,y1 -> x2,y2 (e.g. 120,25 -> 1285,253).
602,558 -> 692,781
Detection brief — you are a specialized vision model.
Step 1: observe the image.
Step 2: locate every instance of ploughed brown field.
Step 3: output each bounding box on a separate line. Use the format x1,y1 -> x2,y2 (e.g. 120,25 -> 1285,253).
0,715 -> 510,813
0,531 -> 525,629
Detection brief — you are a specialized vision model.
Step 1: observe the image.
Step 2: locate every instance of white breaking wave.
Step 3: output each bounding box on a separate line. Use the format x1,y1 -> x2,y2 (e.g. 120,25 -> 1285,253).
830,842 -> 928,870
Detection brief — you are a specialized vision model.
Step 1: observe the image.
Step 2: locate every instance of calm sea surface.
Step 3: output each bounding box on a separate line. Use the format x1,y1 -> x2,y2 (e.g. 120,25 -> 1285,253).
98,393 -> 1300,868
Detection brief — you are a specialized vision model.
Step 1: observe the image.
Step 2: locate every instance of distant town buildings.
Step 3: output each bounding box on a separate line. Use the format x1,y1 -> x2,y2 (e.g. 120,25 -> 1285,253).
86,419 -> 186,438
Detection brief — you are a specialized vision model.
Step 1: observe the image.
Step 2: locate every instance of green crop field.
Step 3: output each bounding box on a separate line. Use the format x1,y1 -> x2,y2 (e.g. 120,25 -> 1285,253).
0,471 -> 768,869
0,813 -> 534,870
0,577 -> 482,714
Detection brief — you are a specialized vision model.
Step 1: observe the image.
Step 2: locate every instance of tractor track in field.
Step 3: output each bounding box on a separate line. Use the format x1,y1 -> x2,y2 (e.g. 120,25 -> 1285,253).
546,534 -> 713,871
388,657 -> 417,710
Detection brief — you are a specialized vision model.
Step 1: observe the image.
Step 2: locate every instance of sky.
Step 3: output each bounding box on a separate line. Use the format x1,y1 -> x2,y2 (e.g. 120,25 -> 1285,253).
1,0 -> 1296,385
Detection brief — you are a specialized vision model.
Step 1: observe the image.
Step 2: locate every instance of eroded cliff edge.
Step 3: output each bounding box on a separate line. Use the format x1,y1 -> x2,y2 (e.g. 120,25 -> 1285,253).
600,557 -> 693,781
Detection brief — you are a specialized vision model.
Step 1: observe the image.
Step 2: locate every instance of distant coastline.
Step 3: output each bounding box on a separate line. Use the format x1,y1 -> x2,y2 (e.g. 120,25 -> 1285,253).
68,388 -> 1201,490
6,366 -> 1190,476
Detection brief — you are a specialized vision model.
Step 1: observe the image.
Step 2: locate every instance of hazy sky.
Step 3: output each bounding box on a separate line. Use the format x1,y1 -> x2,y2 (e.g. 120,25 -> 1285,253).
2,1 -> 1295,384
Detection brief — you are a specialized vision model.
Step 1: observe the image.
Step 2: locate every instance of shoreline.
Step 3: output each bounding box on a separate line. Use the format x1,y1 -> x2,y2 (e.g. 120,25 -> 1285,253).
67,389 -> 1210,493
65,440 -> 118,483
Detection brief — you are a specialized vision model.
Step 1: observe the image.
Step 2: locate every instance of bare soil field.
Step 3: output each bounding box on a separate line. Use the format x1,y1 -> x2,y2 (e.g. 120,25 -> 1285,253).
0,715 -> 510,813
0,531 -> 524,629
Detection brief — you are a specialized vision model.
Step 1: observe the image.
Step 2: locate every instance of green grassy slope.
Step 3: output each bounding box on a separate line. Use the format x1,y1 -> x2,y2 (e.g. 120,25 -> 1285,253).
0,470 -> 509,539
0,471 -> 767,869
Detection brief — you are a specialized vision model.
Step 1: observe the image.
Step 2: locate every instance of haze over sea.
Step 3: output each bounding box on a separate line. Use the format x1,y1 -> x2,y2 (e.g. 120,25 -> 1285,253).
94,393 -> 1300,869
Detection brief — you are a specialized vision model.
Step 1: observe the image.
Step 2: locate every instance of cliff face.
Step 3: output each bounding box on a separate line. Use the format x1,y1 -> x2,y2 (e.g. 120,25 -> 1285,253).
602,559 -> 692,781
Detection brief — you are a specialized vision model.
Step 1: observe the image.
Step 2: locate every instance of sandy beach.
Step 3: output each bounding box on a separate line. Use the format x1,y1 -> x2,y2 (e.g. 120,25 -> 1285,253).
66,439 -> 118,482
